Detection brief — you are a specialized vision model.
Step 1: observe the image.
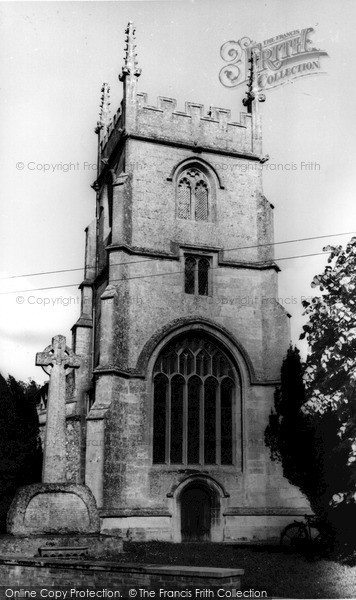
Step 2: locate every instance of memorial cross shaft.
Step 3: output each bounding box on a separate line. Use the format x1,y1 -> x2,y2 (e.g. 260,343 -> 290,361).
36,335 -> 80,483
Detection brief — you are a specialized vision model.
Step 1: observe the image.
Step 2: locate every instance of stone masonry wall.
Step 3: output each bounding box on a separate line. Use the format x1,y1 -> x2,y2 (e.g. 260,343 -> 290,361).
0,557 -> 243,592
104,256 -> 288,381
99,372 -> 307,523
118,140 -> 269,262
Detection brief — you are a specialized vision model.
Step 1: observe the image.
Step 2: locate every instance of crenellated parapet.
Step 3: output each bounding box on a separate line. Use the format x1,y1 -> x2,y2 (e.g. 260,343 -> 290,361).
100,93 -> 254,162
95,22 -> 265,182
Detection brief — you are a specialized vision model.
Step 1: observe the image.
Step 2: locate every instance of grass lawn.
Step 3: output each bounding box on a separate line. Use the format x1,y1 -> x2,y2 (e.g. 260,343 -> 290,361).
120,542 -> 356,599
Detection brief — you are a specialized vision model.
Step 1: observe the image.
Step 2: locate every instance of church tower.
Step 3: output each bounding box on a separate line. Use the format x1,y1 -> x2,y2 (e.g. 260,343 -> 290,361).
71,23 -> 309,541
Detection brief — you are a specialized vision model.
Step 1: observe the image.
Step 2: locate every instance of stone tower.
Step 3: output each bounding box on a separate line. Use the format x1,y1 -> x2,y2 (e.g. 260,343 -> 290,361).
70,23 -> 309,542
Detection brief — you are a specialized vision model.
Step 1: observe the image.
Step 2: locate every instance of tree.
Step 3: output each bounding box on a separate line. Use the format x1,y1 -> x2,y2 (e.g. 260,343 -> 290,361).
266,347 -> 329,514
266,237 -> 356,541
265,344 -> 350,533
265,346 -> 305,475
300,238 -> 356,535
0,373 -> 43,531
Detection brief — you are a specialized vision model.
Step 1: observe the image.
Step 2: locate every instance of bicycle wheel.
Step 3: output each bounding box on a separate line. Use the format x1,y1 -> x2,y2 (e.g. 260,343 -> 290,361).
280,523 -> 308,549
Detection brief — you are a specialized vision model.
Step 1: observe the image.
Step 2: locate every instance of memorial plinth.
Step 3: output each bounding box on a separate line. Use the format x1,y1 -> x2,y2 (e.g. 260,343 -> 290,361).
7,482 -> 100,535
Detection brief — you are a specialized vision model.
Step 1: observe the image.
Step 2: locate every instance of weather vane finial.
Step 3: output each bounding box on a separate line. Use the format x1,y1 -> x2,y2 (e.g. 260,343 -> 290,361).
242,48 -> 265,112
119,21 -> 141,82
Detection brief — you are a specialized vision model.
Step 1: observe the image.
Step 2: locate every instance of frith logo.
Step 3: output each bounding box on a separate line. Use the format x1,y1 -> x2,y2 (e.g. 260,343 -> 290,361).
219,27 -> 328,90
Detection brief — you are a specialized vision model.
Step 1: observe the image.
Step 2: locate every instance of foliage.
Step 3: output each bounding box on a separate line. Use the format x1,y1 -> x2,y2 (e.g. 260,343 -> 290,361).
266,238 -> 356,541
0,373 -> 43,531
266,346 -> 334,515
301,239 -> 356,510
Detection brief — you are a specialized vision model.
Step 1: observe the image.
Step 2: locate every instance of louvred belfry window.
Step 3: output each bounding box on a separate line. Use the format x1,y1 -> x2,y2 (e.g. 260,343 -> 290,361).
177,178 -> 191,219
195,181 -> 208,221
152,336 -> 236,466
177,169 -> 209,221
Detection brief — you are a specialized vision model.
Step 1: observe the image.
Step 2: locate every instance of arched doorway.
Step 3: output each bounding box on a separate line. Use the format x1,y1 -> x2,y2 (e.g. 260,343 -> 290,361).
180,483 -> 212,542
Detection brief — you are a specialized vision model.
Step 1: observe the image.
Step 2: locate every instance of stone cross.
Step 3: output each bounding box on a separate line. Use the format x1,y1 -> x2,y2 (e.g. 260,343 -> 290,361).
36,335 -> 80,483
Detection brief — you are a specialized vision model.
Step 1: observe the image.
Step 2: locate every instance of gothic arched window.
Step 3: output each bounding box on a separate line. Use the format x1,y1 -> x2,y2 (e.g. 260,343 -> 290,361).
152,335 -> 237,466
177,169 -> 210,221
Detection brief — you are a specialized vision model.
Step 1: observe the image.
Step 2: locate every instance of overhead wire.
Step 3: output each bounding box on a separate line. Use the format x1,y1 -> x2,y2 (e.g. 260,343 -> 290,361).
1,229 -> 354,282
0,249 -> 336,296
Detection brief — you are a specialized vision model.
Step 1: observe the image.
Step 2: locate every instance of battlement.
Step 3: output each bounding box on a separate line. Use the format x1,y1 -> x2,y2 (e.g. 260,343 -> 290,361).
100,92 -> 255,161
97,20 -> 264,174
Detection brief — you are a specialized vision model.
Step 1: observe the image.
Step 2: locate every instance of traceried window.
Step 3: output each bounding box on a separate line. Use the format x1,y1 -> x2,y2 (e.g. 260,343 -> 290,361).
152,336 -> 236,466
184,256 -> 210,296
177,169 -> 209,221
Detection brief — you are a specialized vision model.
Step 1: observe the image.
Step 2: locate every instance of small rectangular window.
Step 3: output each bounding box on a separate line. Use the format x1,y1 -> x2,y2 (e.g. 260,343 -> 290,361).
184,255 -> 210,296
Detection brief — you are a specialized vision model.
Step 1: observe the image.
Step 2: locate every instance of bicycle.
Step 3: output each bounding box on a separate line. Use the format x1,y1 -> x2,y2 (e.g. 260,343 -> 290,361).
280,514 -> 334,553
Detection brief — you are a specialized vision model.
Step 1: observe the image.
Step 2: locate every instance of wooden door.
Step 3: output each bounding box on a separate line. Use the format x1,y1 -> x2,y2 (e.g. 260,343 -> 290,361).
181,486 -> 211,542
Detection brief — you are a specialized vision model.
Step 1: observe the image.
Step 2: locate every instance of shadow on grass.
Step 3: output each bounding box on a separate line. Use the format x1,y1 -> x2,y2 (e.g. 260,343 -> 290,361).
120,541 -> 356,599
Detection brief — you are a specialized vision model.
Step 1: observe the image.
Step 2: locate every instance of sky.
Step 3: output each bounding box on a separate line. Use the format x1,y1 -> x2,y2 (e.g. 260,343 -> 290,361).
0,0 -> 355,384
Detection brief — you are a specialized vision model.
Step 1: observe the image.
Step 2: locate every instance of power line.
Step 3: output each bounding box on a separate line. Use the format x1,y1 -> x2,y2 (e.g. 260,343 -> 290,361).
1,229 -> 355,282
0,249 -> 332,296
3,283 -> 81,294
0,267 -> 85,281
